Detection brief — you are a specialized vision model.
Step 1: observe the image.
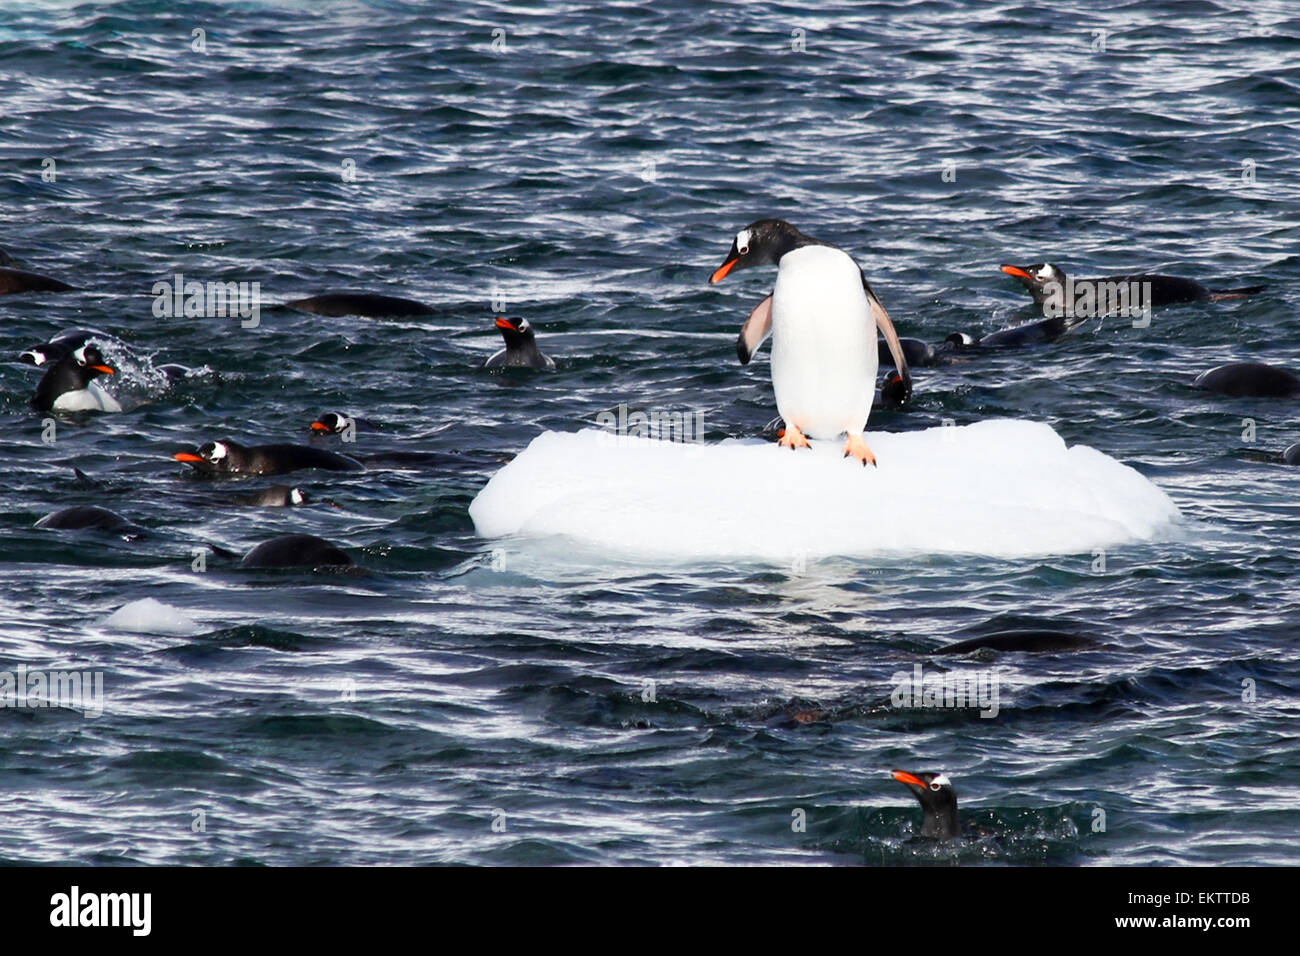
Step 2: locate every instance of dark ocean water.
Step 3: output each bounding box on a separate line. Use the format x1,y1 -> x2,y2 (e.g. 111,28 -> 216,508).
1,0 -> 1298,865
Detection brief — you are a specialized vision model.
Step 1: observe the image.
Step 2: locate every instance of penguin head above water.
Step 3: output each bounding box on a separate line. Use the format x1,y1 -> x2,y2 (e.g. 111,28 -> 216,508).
71,344 -> 116,374
310,411 -> 354,435
174,439 -> 237,472
709,219 -> 817,283
495,315 -> 536,344
30,344 -> 117,412
486,317 -> 555,370
1001,263 -> 1068,304
19,328 -> 103,367
20,344 -> 64,366
892,770 -> 961,841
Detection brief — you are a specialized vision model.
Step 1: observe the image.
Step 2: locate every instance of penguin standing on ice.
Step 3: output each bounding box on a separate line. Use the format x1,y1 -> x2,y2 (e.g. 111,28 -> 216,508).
710,219 -> 912,465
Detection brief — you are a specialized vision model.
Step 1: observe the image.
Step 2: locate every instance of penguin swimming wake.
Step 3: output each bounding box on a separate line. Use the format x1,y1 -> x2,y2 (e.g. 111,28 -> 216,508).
1002,263 -> 1265,314
484,317 -> 555,370
892,770 -> 961,841
173,440 -> 364,475
31,344 -> 121,413
710,219 -> 913,465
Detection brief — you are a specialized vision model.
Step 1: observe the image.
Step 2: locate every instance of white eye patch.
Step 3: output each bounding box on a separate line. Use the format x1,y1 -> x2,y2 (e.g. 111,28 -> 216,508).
930,773 -> 951,789
1035,265 -> 1054,280
517,319 -> 531,333
72,344 -> 89,364
208,442 -> 229,461
735,229 -> 752,254
289,488 -> 305,505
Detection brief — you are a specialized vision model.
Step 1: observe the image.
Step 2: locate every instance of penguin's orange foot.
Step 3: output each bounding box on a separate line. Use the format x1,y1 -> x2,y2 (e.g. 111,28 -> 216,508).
843,433 -> 877,467
777,423 -> 811,450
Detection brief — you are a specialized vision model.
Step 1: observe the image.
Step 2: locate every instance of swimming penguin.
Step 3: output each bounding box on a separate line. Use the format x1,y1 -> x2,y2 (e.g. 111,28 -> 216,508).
710,219 -> 913,465
236,533 -> 353,569
173,440 -> 364,475
280,292 -> 436,318
892,770 -> 961,841
0,266 -> 77,295
309,411 -> 357,436
1002,263 -> 1265,314
18,328 -> 108,367
879,337 -> 945,368
484,317 -> 555,370
229,485 -> 311,507
1192,362 -> 1300,398
940,311 -> 1090,350
34,505 -> 135,533
31,344 -> 121,413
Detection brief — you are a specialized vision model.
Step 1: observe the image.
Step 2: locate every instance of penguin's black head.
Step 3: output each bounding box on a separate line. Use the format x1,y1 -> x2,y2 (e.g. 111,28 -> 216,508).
495,316 -> 535,343
1002,263 -> 1067,301
71,344 -> 116,378
19,345 -> 60,366
892,770 -> 961,840
174,440 -> 232,468
710,219 -> 810,283
943,332 -> 978,350
310,411 -> 353,435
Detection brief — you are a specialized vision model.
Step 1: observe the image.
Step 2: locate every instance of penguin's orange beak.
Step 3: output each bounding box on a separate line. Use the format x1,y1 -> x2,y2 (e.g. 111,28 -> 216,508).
495,317 -> 515,331
173,452 -> 203,462
310,421 -> 330,432
1001,265 -> 1033,280
710,257 -> 740,284
891,771 -> 927,788
91,364 -> 116,374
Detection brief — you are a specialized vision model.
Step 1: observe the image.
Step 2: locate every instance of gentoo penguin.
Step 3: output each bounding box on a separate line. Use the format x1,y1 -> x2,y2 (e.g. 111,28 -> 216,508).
1002,263 -> 1265,313
280,292 -> 435,318
0,266 -> 77,295
710,219 -> 913,465
34,505 -> 135,533
18,328 -> 106,366
484,317 -> 555,370
313,413 -> 374,439
941,311 -> 1089,350
892,770 -> 961,841
879,337 -> 945,368
229,485 -> 311,507
237,533 -> 353,569
173,440 -> 364,475
31,344 -> 122,413
1192,362 -> 1300,398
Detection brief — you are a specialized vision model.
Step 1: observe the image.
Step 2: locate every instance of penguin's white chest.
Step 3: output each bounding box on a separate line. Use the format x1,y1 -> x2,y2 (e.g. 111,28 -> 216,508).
53,380 -> 122,413
769,245 -> 878,439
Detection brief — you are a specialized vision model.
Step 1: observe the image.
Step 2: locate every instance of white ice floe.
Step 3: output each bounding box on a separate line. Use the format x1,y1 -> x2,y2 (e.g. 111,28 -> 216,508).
469,420 -> 1183,562
102,598 -> 202,636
